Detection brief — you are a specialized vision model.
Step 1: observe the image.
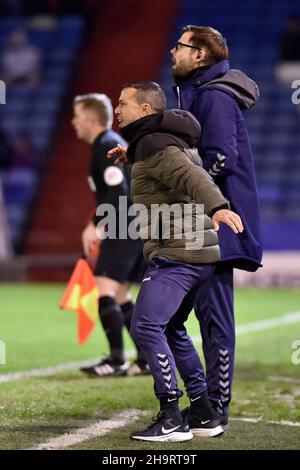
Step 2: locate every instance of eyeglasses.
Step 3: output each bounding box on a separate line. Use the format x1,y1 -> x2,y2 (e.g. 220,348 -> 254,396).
175,42 -> 200,52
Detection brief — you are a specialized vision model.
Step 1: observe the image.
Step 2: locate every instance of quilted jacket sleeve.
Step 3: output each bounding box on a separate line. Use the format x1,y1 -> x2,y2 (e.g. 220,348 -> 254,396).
145,146 -> 229,216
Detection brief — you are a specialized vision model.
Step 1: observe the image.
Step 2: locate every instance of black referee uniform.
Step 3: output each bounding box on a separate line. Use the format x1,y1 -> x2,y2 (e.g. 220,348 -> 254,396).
89,130 -> 144,282
80,129 -> 148,377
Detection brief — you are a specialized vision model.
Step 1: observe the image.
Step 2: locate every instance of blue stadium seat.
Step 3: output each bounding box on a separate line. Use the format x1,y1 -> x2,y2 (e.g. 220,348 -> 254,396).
2,169 -> 37,205
0,15 -> 85,249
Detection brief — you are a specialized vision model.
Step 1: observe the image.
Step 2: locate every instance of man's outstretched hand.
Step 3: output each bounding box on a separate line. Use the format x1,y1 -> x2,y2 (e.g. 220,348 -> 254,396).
212,209 -> 244,234
107,144 -> 128,164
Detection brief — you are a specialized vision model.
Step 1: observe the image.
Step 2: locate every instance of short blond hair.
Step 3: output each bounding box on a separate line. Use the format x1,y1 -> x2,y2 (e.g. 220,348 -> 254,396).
74,93 -> 113,128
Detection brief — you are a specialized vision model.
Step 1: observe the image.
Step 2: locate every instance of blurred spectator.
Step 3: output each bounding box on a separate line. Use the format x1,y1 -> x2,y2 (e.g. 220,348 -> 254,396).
0,128 -> 10,170
0,177 -> 13,260
0,0 -> 101,18
0,0 -> 24,16
275,16 -> 300,85
9,133 -> 38,169
1,30 -> 41,87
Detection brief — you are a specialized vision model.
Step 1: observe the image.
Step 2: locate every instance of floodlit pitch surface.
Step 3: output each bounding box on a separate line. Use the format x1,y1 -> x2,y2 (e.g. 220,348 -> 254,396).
0,284 -> 299,450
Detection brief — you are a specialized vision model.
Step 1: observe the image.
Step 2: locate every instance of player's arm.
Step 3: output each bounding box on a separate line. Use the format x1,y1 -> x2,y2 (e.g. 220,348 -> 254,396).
82,221 -> 102,257
94,144 -> 128,227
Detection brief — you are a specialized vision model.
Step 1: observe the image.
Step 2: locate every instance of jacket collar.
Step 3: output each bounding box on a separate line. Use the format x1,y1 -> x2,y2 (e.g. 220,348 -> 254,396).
120,110 -> 201,163
175,59 -> 230,87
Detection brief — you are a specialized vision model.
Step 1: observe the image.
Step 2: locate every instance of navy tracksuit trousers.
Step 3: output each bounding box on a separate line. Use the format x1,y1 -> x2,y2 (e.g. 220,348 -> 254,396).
130,257 -> 215,400
195,263 -> 234,415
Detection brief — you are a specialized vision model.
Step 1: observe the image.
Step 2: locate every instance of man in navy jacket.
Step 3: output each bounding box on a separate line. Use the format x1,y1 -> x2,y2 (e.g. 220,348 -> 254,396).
171,25 -> 262,424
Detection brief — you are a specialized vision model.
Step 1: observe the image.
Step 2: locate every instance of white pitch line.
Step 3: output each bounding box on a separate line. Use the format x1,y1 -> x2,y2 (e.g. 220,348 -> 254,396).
0,357 -> 101,383
28,409 -> 145,450
231,417 -> 300,427
1,311 -> 300,384
235,311 -> 300,336
31,412 -> 300,451
191,310 -> 300,344
268,376 -> 300,384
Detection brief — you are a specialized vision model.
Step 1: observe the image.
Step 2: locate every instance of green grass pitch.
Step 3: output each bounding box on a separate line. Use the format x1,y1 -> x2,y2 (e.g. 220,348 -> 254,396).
0,284 -> 299,450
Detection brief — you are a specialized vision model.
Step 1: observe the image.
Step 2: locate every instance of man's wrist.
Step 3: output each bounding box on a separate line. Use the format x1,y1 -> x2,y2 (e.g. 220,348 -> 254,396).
210,203 -> 230,217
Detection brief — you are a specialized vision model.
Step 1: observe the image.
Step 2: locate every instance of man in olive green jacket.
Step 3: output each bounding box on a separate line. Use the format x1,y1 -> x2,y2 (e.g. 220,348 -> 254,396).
108,81 -> 243,442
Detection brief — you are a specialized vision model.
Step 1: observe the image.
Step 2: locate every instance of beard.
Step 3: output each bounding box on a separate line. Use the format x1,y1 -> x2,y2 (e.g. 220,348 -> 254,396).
171,62 -> 193,79
172,65 -> 187,79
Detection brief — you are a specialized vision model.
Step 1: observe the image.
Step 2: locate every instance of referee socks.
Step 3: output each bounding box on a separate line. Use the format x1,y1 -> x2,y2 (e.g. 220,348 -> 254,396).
99,296 -> 125,363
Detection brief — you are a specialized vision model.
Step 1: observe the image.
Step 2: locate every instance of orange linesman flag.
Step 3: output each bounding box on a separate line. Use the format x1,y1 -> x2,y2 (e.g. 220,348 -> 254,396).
60,259 -> 99,345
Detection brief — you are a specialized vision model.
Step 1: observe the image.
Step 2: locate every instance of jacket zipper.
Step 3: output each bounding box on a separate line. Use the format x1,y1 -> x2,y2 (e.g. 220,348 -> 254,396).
158,212 -> 164,246
176,86 -> 181,108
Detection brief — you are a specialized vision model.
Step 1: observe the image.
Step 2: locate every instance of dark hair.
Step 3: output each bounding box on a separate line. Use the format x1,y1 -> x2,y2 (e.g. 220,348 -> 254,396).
74,93 -> 113,128
182,25 -> 229,65
122,81 -> 166,113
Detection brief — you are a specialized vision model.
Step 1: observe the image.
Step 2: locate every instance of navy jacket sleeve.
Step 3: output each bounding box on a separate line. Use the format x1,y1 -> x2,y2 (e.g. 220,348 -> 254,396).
192,89 -> 239,179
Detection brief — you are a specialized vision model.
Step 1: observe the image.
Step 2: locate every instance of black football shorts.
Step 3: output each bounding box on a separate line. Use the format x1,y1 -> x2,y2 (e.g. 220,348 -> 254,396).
94,238 -> 146,283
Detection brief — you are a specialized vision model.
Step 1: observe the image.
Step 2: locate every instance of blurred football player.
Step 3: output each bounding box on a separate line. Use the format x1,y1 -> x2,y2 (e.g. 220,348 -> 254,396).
72,93 -> 149,377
